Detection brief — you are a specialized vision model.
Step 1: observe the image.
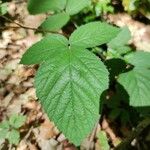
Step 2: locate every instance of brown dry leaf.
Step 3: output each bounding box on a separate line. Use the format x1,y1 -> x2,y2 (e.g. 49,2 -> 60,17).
28,143 -> 38,150
0,30 -> 13,49
24,15 -> 46,29
0,68 -> 11,81
39,117 -> 58,139
0,49 -> 7,60
24,100 -> 39,110
7,75 -> 22,85
8,2 -> 16,17
6,98 -> 22,115
64,145 -> 78,150
1,92 -> 14,107
39,139 -> 58,150
17,140 -> 28,150
33,128 -> 58,150
22,78 -> 34,88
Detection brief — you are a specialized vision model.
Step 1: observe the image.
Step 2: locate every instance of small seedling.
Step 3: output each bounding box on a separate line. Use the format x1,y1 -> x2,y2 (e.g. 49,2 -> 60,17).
0,114 -> 26,145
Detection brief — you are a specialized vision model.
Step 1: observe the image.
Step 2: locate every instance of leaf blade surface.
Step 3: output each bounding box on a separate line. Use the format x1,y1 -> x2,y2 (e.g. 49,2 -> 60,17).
69,22 -> 120,49
65,0 -> 91,15
40,12 -> 70,31
28,0 -> 67,14
20,34 -> 68,65
35,47 -> 109,145
118,67 -> 150,107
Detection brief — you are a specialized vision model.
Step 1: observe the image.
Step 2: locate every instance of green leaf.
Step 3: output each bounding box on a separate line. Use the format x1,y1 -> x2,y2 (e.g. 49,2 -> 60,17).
0,121 -> 9,129
107,26 -> 131,58
20,34 -> 68,65
7,129 -> 20,145
65,0 -> 91,15
35,47 -> 109,145
0,2 -> 7,15
40,12 -> 70,31
0,129 -> 8,140
108,45 -> 132,57
97,131 -> 110,150
107,46 -> 132,59
9,114 -> 26,128
108,26 -> 131,49
125,51 -> 150,68
69,22 -> 120,49
27,0 -> 67,14
118,67 -> 150,107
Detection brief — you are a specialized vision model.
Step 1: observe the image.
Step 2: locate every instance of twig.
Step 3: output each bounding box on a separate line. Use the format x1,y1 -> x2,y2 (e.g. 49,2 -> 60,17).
0,15 -> 63,34
24,126 -> 34,141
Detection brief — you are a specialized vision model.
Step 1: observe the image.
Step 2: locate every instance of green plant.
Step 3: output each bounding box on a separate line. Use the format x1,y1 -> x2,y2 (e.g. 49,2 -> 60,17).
21,21 -> 119,145
27,0 -> 91,32
20,0 -> 150,146
122,0 -> 150,19
21,21 -> 150,145
93,0 -> 114,16
71,0 -> 114,23
0,114 -> 26,145
0,1 -> 7,15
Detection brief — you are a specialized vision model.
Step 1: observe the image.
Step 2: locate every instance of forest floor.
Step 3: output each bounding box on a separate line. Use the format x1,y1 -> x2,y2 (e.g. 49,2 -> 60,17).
0,0 -> 150,150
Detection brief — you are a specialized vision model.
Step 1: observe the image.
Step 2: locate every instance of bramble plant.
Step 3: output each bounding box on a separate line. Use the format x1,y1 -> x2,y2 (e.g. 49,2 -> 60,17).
0,114 -> 26,145
20,0 -> 150,146
28,0 -> 91,31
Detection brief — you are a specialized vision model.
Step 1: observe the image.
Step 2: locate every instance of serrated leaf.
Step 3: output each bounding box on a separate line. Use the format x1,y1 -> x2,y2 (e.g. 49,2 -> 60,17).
9,114 -> 26,128
35,47 -> 109,145
0,129 -> 8,140
20,34 -> 68,65
40,12 -> 70,31
107,26 -> 131,58
27,0 -> 67,14
7,129 -> 20,145
108,26 -> 131,49
125,51 -> 150,68
0,3 -> 7,15
118,67 -> 150,107
0,121 -> 9,129
69,22 -> 120,49
65,0 -> 91,15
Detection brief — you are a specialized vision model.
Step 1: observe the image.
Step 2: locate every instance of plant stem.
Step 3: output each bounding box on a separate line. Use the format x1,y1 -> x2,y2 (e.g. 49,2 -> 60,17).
0,15 -> 63,34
